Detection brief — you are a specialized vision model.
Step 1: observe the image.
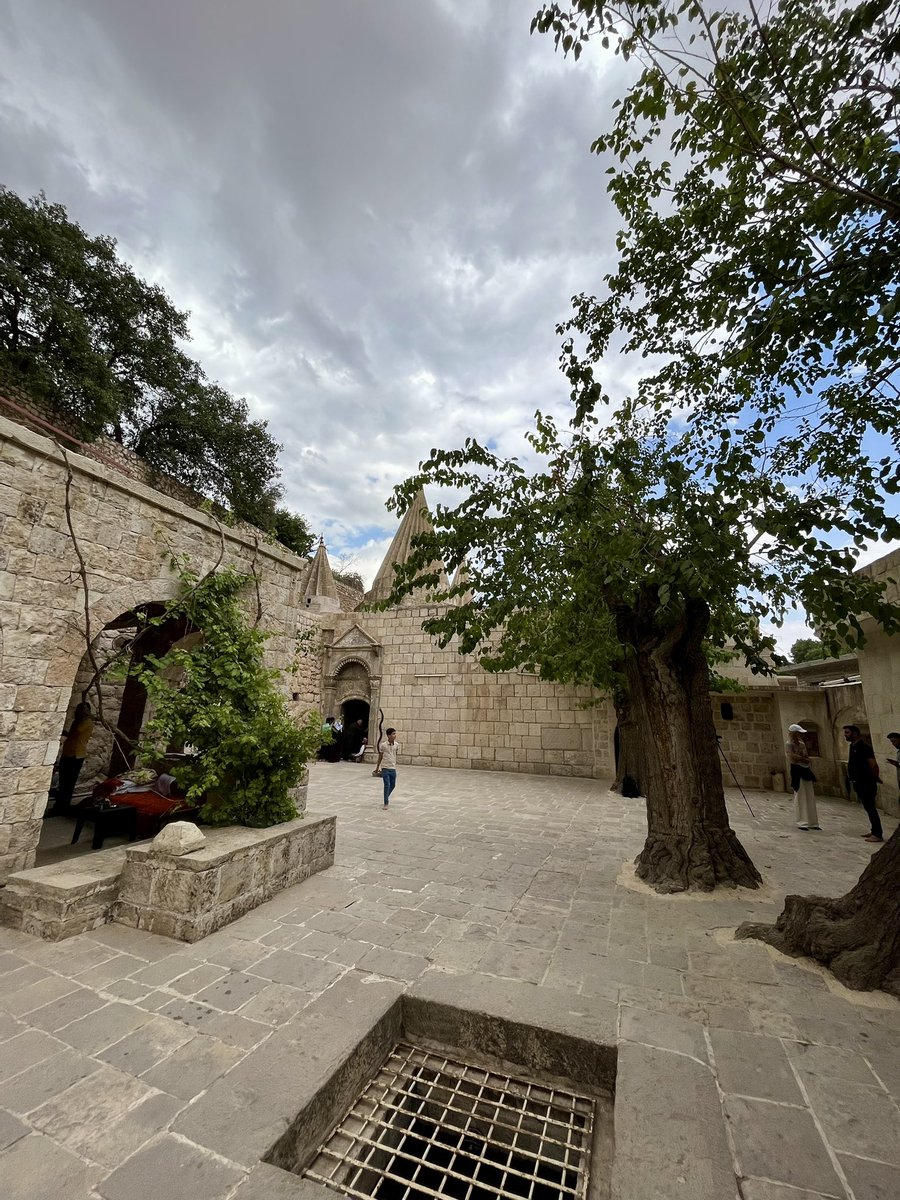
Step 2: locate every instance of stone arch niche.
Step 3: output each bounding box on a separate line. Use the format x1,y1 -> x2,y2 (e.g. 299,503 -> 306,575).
321,625 -> 382,743
830,694 -> 870,797
63,602 -> 196,788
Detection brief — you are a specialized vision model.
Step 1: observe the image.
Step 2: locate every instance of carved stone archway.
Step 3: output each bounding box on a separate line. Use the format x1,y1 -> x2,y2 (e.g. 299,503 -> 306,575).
321,625 -> 382,740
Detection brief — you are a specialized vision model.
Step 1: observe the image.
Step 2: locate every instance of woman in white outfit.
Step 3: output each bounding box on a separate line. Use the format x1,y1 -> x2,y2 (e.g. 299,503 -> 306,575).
785,723 -> 820,830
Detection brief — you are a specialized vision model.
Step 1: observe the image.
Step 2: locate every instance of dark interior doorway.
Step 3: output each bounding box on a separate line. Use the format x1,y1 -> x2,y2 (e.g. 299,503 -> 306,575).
341,699 -> 370,736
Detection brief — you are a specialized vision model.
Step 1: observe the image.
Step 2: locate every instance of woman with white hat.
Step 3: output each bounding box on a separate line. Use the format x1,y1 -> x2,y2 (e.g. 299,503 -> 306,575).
786,724 -> 820,830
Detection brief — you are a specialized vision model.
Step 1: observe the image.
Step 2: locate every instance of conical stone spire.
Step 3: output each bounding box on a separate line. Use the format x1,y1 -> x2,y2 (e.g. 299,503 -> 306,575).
301,538 -> 341,613
367,487 -> 449,605
450,559 -> 473,605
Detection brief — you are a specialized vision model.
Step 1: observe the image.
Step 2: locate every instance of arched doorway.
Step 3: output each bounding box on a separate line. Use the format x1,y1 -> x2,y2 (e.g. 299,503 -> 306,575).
342,698 -> 370,732
40,602 -> 195,865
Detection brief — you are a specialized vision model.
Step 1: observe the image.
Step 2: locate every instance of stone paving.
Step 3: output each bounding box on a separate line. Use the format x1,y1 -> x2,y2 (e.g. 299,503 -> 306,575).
1,763 -> 898,1200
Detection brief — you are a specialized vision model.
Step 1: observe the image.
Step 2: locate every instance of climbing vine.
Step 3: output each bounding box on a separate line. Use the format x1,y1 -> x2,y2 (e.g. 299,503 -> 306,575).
132,560 -> 323,827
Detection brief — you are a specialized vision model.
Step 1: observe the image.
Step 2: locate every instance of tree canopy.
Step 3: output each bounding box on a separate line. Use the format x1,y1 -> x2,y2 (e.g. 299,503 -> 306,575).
385,0 -> 900,896
0,188 -> 312,557
789,638 -> 827,664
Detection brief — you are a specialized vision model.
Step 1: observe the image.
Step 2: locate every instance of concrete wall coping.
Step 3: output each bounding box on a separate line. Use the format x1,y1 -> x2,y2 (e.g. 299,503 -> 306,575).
125,813 -> 332,872
0,411 -> 308,573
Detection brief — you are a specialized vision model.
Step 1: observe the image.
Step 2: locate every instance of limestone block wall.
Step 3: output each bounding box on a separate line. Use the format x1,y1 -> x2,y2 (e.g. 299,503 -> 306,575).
857,547 -> 900,817
711,690 -> 785,792
65,629 -> 127,787
327,605 -> 615,778
288,609 -> 324,715
0,414 -> 310,882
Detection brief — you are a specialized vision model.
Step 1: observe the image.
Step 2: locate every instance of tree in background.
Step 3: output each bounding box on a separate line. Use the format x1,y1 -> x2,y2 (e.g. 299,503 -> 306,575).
789,638 -> 827,664
387,0 -> 900,953
0,188 -> 312,557
525,0 -> 897,987
333,569 -> 365,592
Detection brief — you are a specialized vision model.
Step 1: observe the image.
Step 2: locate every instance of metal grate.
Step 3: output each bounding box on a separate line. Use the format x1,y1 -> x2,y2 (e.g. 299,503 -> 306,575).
305,1042 -> 594,1200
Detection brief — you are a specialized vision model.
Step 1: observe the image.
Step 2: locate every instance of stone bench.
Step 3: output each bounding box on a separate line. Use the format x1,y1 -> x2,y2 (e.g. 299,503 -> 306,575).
0,843 -> 131,940
115,813 -> 336,942
0,813 -> 336,943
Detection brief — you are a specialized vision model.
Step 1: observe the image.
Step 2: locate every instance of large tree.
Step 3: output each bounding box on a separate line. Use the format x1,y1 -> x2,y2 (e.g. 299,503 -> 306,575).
0,188 -> 312,556
789,638 -> 827,664
387,0 -> 900,935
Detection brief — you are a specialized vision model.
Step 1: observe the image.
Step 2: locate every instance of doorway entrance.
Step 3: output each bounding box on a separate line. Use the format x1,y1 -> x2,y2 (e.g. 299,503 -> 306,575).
341,699 -> 371,733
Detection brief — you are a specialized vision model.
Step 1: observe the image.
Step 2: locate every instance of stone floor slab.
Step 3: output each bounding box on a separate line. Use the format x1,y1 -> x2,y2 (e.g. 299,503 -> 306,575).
140,1034 -> 245,1099
97,1132 -> 244,1200
723,1095 -> 843,1195
0,1131 -> 102,1200
802,1075 -> 900,1165
710,1028 -> 805,1104
1,768 -> 898,1199
837,1153 -> 900,1199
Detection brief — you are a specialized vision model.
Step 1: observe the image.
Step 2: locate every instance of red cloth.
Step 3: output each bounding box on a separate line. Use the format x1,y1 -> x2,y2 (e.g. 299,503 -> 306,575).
109,790 -> 191,839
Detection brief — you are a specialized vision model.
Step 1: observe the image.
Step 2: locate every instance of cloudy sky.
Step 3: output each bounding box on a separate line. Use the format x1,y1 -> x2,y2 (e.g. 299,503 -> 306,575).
7,0 -> 885,654
0,1 -> 633,574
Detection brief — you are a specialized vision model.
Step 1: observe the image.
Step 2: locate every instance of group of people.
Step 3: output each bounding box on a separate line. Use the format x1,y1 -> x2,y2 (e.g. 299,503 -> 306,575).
785,722 -> 894,843
318,716 -> 368,763
317,714 -> 401,808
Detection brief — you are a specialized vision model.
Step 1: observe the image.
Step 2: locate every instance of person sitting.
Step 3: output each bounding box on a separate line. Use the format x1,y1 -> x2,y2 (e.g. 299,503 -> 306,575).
343,718 -> 368,761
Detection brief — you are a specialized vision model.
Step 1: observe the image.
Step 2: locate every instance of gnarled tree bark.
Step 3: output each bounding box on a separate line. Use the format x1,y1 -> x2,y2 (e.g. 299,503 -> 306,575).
616,594 -> 762,893
737,827 -> 900,996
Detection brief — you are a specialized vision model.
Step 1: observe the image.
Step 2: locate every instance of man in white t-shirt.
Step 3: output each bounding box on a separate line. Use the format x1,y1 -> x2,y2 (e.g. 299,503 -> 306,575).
373,727 -> 400,809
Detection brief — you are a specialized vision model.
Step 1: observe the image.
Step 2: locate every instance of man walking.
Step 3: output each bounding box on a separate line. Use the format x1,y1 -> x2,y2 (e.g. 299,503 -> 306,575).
373,727 -> 400,809
843,725 -> 883,843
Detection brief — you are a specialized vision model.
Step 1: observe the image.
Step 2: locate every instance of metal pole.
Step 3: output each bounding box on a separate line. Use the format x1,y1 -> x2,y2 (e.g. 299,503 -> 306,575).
717,738 -> 757,818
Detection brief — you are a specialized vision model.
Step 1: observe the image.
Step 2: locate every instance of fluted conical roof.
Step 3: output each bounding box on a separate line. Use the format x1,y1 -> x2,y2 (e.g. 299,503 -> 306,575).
301,538 -> 341,612
367,487 -> 448,604
450,559 -> 473,605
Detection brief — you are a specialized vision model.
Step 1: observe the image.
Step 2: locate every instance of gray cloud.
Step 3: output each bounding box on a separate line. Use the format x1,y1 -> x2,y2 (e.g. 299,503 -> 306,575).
0,0 -> 630,578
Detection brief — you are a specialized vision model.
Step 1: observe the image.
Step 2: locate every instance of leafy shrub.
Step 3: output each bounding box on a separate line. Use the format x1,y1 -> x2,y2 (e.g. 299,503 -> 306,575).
134,562 -> 323,826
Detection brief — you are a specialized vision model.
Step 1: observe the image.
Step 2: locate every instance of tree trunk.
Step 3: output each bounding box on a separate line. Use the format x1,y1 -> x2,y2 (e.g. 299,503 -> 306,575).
611,688 -> 643,796
736,827 -> 900,996
617,596 -> 762,893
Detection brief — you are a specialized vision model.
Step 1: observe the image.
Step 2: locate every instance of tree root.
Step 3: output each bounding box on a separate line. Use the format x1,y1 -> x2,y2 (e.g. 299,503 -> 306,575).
635,826 -> 762,893
737,830 -> 900,996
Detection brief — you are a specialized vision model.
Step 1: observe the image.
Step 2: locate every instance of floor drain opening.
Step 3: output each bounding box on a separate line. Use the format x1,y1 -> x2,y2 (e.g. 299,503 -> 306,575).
305,1041 -> 595,1200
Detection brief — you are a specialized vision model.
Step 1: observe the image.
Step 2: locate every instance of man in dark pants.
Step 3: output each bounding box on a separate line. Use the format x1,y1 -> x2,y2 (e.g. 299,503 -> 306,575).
843,725 -> 883,843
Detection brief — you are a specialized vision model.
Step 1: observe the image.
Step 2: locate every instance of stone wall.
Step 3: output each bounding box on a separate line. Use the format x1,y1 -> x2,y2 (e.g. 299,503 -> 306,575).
66,629 -> 127,787
857,547 -> 900,817
0,413 -> 312,882
116,814 -> 336,942
321,605 -> 615,778
712,689 -> 784,792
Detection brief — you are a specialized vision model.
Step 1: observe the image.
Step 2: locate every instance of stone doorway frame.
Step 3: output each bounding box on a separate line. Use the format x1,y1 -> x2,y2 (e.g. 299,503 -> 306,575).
321,625 -> 383,745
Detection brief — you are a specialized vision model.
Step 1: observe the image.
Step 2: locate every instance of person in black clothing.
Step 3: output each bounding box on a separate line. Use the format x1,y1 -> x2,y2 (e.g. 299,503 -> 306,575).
342,718 -> 368,761
843,725 -> 883,843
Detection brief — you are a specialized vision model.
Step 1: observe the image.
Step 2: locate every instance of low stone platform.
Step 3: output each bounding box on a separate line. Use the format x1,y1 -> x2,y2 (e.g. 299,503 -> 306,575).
0,814 -> 335,944
0,845 -> 129,941
117,815 -> 336,942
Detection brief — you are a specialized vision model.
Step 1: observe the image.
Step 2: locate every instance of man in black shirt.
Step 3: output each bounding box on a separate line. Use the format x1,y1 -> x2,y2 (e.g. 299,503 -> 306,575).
843,725 -> 883,843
